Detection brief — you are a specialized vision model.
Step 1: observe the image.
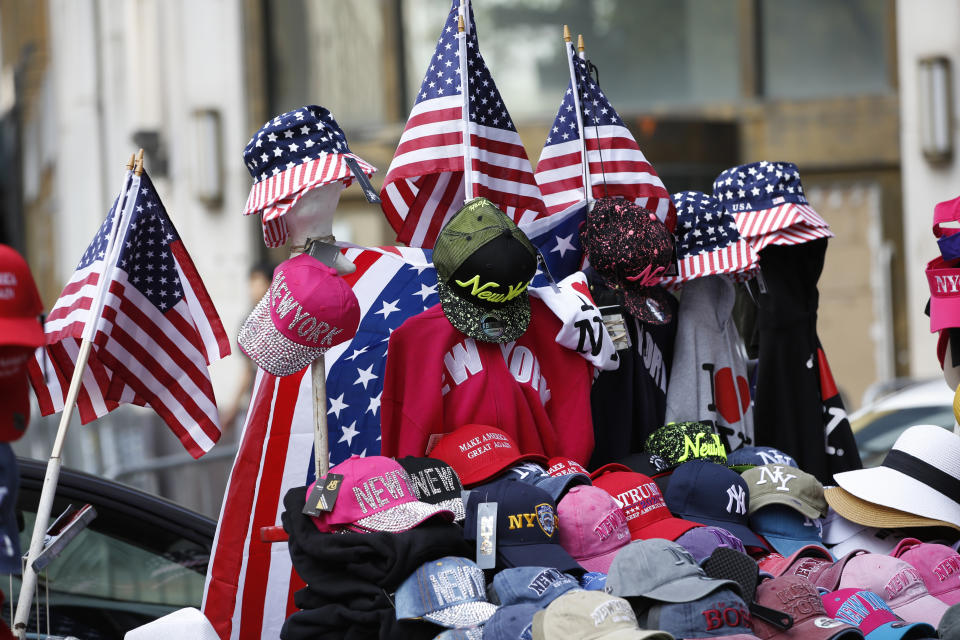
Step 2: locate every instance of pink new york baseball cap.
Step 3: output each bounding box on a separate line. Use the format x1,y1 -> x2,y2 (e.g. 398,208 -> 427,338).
238,253 -> 360,376
821,588 -> 937,640
308,455 -> 454,533
835,553 -> 949,626
557,485 -> 631,573
926,255 -> 960,333
891,538 -> 960,605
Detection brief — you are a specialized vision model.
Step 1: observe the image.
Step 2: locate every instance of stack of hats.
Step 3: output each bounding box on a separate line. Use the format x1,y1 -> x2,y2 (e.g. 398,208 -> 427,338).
741,463 -> 829,558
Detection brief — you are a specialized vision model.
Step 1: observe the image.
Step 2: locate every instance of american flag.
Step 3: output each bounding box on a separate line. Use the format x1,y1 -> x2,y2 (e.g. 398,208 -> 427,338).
379,0 -> 546,248
520,201 -> 588,287
202,246 -> 438,639
28,170 -> 230,458
534,46 -> 676,231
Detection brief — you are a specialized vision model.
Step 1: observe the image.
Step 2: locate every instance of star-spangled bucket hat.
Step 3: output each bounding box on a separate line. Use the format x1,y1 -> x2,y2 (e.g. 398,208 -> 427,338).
433,198 -> 539,343
242,105 -> 377,248
396,556 -> 498,628
237,254 -> 361,376
712,161 -> 832,252
660,191 -> 759,285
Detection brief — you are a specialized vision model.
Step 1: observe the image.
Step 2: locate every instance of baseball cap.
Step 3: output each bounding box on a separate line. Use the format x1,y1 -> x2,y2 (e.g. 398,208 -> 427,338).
557,485 -> 631,573
821,508 -> 902,558
544,457 -> 592,482
464,477 -> 582,574
579,197 -> 676,325
503,461 -> 590,502
581,572 -> 608,591
726,447 -> 798,470
430,424 -> 548,488
639,588 -> 759,639
0,444 -> 20,574
491,567 -> 581,607
395,556 -> 498,628
238,254 -> 360,376
397,456 -> 466,522
750,504 -> 829,559
433,198 -> 538,343
758,544 -> 835,578
0,244 -> 44,348
664,461 -> 766,549
822,588 -> 938,640
741,465 -> 827,520
482,603 -> 539,640
939,603 -> 960,640
606,539 -> 740,602
437,629 -> 484,640
834,553 -> 949,625
0,347 -> 34,442
676,526 -> 747,565
532,590 -> 674,640
891,538 -> 960,605
307,455 -> 454,533
615,452 -> 674,477
590,463 -> 634,480
752,575 -> 863,639
645,422 -> 728,466
593,470 -> 702,541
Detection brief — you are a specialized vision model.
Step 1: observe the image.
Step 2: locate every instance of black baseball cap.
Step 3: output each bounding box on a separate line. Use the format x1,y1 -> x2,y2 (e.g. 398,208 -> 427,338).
397,456 -> 466,522
433,198 -> 538,343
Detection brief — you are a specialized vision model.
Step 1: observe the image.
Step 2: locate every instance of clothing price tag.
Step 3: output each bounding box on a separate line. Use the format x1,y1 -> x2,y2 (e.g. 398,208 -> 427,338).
599,306 -> 631,351
302,473 -> 344,516
755,268 -> 768,294
475,502 -> 498,569
344,157 -> 381,204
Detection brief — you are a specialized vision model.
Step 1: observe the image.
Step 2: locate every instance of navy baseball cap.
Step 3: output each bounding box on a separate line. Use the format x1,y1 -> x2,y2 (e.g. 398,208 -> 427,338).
464,477 -> 583,575
482,603 -> 539,640
502,461 -> 590,502
749,504 -> 831,559
664,461 -> 766,549
726,445 -> 797,470
0,443 -> 20,574
491,567 -> 580,607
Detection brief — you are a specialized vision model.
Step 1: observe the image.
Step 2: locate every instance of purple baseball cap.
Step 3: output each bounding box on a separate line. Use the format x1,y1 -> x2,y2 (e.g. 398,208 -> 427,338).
557,485 -> 631,573
891,538 -> 960,606
238,254 -> 360,376
676,525 -> 747,564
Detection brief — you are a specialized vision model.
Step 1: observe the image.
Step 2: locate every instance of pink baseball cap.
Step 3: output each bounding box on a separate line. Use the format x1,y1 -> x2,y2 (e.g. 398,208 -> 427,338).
891,538 -> 960,605
308,455 -> 454,533
752,575 -> 862,639
821,588 -> 937,639
238,253 -> 360,376
557,485 -> 631,573
835,553 -> 949,626
926,255 -> 960,333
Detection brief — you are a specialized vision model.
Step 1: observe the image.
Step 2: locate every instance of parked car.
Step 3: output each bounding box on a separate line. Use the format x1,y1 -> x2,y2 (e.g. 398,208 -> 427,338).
849,378 -> 956,468
2,458 -> 215,639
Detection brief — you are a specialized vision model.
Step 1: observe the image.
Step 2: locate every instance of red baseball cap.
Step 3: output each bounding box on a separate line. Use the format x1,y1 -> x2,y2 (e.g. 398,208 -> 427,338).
545,457 -> 590,478
593,470 -> 701,541
0,245 -> 44,347
428,424 -> 547,488
0,347 -> 33,442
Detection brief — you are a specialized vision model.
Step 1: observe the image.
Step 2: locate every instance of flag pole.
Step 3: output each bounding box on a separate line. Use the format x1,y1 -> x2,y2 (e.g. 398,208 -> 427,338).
457,8 -> 473,201
13,152 -> 142,638
564,27 -> 591,205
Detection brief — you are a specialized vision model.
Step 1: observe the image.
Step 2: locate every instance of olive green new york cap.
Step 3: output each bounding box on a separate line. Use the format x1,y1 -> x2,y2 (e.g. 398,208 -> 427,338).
433,197 -> 538,343
741,464 -> 827,520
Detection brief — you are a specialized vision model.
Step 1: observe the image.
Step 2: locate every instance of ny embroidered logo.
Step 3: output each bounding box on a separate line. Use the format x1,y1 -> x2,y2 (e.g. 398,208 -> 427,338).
726,484 -> 747,515
756,449 -> 793,466
754,466 -> 797,492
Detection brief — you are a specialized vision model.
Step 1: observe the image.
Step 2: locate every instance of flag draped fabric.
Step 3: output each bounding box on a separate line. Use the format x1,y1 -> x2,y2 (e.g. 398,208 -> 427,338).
520,201 -> 588,287
534,47 -> 676,231
202,246 -> 438,639
28,171 -> 230,458
379,0 -> 546,248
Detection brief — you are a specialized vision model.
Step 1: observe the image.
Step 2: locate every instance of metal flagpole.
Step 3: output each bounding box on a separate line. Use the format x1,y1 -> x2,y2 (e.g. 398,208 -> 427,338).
457,5 -> 473,201
13,151 -> 142,637
564,27 -> 592,205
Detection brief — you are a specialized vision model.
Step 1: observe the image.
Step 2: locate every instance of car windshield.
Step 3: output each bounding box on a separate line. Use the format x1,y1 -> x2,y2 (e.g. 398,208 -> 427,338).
852,406 -> 955,467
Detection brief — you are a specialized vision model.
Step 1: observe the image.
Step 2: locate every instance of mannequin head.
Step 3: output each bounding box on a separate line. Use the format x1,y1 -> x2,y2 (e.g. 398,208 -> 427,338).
283,182 -> 355,275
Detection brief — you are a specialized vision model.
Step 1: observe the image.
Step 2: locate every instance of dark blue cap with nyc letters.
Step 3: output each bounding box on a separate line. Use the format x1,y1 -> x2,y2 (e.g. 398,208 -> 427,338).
464,477 -> 583,575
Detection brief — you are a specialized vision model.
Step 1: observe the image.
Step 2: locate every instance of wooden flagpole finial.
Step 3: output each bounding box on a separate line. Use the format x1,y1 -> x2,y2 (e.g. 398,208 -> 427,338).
457,14 -> 465,33
126,153 -> 136,170
134,148 -> 145,176
563,24 -> 571,42
577,34 -> 585,52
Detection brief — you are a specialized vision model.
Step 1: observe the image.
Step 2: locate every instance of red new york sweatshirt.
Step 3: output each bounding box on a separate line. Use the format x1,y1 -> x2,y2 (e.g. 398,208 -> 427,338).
380,298 -> 594,463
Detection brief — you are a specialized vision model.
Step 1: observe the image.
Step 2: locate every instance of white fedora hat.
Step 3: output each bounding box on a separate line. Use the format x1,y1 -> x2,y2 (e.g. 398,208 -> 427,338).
833,424 -> 960,527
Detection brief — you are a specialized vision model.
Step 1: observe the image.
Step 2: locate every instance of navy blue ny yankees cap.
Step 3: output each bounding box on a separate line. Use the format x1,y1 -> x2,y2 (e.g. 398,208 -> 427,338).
464,477 -> 583,575
664,461 -> 766,549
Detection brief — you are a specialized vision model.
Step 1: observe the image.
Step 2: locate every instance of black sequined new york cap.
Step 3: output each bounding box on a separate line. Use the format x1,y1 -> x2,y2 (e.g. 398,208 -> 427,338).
433,198 -> 538,343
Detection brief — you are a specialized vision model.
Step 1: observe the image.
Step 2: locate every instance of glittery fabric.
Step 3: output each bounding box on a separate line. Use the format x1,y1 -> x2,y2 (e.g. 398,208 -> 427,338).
424,601 -> 499,629
347,501 -> 455,533
437,278 -> 531,343
237,291 -> 324,377
644,421 -> 728,466
581,197 -> 676,324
